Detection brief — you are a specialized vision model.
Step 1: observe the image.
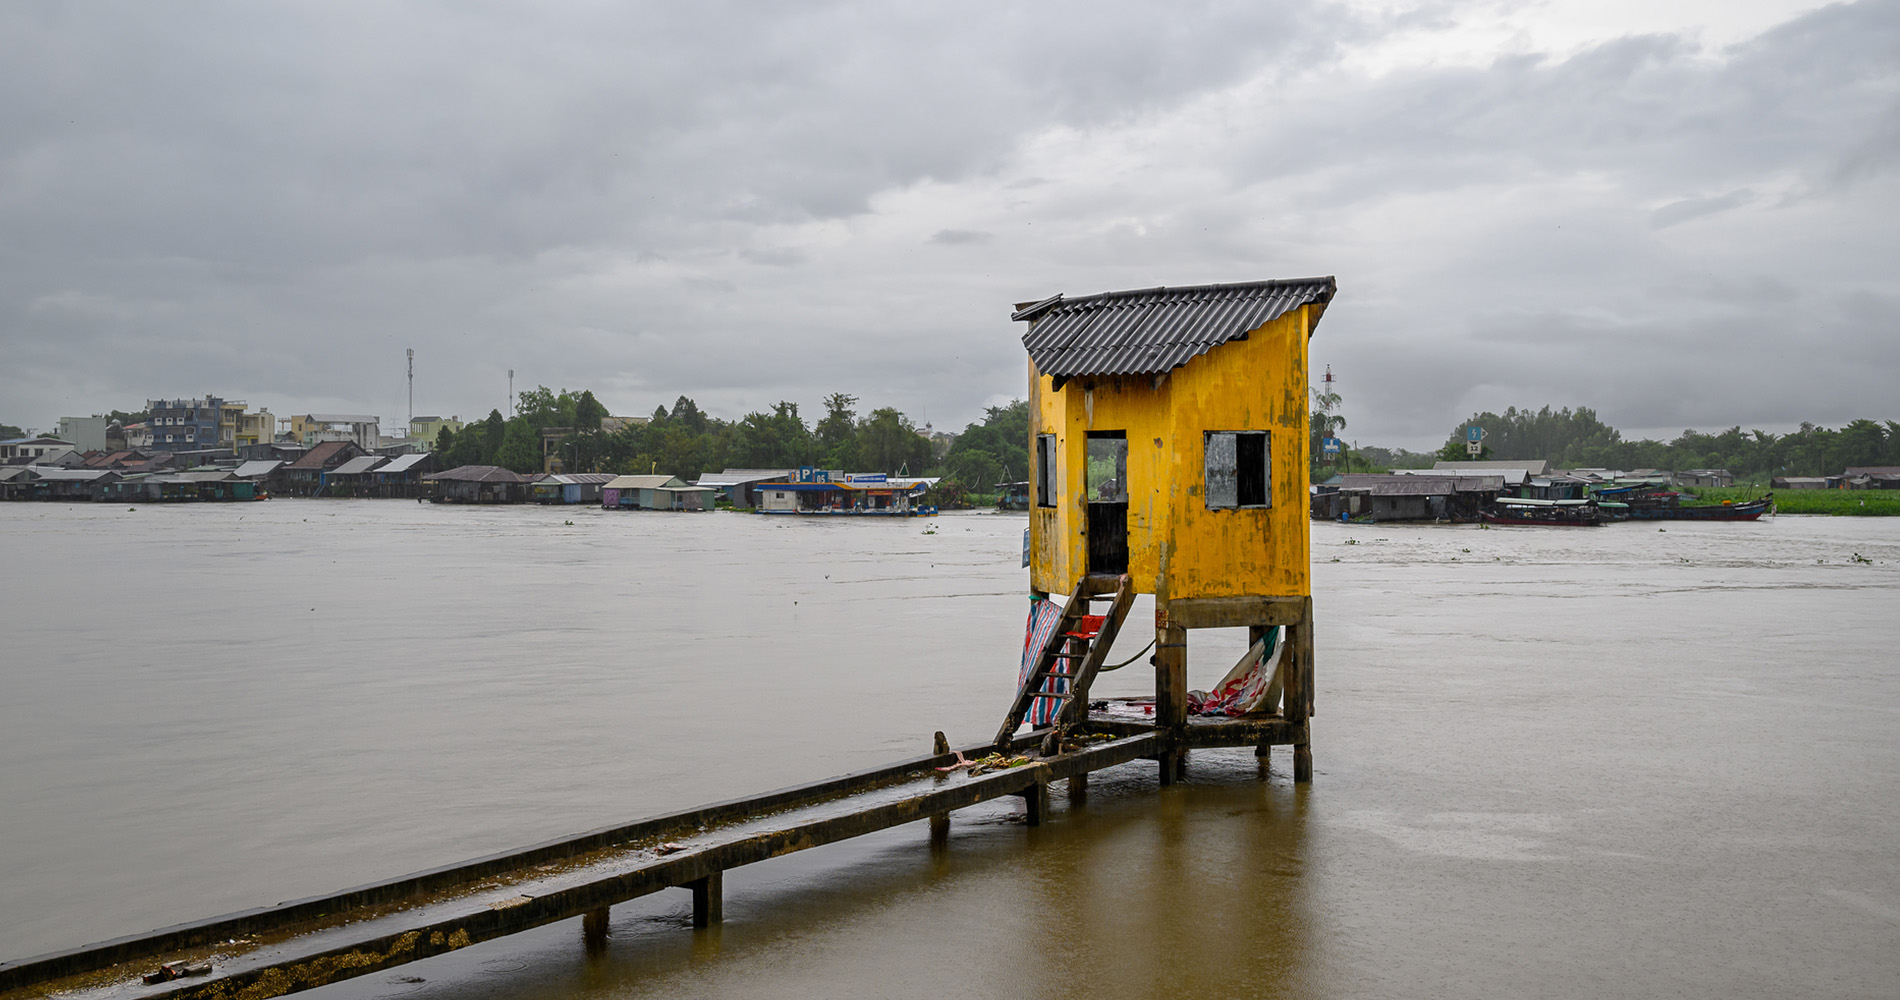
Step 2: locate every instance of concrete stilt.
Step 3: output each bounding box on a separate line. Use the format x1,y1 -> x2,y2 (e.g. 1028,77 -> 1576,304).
690,871 -> 722,928
581,906 -> 610,953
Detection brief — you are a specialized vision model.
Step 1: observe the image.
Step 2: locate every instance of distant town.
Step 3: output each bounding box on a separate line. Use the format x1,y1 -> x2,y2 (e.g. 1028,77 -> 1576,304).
2,392 -> 1896,516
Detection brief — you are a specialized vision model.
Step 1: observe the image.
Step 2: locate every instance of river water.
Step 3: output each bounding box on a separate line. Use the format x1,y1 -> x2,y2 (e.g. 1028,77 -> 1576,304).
2,502 -> 1897,998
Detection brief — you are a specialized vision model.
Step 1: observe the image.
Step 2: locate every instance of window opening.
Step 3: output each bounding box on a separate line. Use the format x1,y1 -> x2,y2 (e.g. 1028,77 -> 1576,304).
1205,431 -> 1271,509
1035,434 -> 1057,507
1085,432 -> 1127,502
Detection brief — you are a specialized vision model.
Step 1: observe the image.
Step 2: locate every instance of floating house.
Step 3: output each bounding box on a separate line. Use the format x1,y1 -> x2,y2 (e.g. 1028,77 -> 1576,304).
322,455 -> 387,497
425,465 -> 530,504
531,473 -> 617,505
26,467 -> 122,501
1311,473 -> 1503,522
368,453 -> 435,498
602,474 -> 712,510
282,441 -> 366,497
754,470 -> 937,516
1010,277 -> 1335,783
692,468 -> 793,508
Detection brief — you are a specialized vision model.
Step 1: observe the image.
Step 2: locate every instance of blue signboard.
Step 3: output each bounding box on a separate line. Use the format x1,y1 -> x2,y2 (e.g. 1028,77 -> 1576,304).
1321,437 -> 1342,455
1465,426 -> 1484,443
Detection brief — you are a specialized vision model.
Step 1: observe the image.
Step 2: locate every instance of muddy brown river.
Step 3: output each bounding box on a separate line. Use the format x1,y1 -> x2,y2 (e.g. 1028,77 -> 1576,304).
3,502 -> 1897,998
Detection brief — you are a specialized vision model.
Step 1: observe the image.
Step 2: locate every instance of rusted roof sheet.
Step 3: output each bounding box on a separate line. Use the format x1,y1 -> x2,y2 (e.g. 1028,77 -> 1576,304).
425,465 -> 529,483
287,441 -> 356,470
1014,278 -> 1335,380
1336,474 -> 1503,496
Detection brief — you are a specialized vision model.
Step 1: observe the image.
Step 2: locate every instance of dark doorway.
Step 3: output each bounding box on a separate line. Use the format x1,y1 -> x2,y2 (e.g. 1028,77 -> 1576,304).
1086,432 -> 1128,575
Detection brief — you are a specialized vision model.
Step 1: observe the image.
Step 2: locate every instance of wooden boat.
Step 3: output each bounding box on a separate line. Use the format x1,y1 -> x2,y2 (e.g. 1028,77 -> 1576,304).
1624,493 -> 1772,521
1481,498 -> 1603,526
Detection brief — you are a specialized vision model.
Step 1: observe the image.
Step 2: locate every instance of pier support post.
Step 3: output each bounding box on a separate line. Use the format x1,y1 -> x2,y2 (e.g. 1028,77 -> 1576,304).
1155,617 -> 1187,786
1287,598 -> 1315,783
1022,780 -> 1049,827
929,731 -> 951,847
582,905 -> 611,953
688,871 -> 722,928
1068,772 -> 1087,806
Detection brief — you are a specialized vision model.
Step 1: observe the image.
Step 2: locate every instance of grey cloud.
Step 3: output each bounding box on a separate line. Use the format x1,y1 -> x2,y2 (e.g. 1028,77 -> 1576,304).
1649,190 -> 1754,229
0,1 -> 1895,449
929,229 -> 994,245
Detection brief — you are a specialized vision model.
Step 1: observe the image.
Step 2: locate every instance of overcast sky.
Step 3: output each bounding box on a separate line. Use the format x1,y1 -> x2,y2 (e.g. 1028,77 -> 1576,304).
2,0 -> 1894,449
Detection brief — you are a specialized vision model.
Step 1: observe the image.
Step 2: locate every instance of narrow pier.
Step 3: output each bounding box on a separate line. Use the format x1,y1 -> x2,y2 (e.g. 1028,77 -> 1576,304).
0,730 -> 1160,1000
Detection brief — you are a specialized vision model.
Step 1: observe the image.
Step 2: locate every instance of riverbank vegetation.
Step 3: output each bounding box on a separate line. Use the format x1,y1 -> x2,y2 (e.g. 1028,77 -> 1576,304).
1430,407 -> 1900,479
431,387 -> 1030,504
1689,487 -> 1900,516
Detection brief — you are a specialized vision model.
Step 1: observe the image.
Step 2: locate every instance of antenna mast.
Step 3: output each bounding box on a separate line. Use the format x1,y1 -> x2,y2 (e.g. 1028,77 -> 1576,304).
508,369 -> 515,417
406,348 -> 414,431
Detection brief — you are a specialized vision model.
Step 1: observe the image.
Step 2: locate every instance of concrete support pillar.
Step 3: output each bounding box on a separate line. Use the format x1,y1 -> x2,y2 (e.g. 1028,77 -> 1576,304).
689,872 -> 722,928
582,906 -> 610,953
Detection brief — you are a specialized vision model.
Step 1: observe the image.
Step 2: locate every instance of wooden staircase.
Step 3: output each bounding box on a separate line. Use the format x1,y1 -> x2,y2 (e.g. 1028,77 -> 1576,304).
995,573 -> 1136,750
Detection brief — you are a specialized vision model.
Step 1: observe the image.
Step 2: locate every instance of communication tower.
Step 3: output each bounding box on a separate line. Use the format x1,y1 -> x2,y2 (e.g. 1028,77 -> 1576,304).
406,348 -> 414,430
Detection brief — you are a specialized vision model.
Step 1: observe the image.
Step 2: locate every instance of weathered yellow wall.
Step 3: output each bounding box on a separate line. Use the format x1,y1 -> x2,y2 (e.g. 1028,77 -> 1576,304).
1027,305 -> 1312,600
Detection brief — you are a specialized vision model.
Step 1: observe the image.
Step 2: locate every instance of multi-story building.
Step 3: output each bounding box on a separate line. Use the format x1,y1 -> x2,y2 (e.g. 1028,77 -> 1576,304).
409,415 -> 463,451
55,416 -> 114,453
147,397 -> 228,452
234,409 -> 276,448
287,414 -> 381,450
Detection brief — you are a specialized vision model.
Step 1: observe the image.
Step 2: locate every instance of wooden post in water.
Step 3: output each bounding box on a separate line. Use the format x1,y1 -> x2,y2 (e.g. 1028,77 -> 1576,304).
1022,779 -> 1049,827
1154,609 -> 1187,786
1068,772 -> 1087,805
689,871 -> 722,928
1251,624 -> 1273,767
582,906 -> 610,953
929,731 -> 951,846
1288,598 -> 1314,783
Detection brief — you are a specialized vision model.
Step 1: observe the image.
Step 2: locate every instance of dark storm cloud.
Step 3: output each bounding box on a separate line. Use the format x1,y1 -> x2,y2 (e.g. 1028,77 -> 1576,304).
0,1 -> 1893,449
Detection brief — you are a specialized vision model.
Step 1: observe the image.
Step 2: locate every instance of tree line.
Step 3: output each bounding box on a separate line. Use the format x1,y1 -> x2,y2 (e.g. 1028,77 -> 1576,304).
434,387 -> 1031,501
1429,406 -> 1900,479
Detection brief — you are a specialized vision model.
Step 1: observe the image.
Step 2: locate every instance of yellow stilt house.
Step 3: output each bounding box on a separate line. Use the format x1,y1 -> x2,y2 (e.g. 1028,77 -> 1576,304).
999,277 -> 1336,784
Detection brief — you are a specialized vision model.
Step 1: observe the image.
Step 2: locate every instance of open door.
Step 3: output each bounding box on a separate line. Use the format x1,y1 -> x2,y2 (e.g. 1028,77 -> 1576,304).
1086,431 -> 1128,575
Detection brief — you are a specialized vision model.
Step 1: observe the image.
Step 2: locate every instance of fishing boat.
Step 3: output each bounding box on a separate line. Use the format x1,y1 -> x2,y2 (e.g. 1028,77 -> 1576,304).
1480,497 -> 1603,526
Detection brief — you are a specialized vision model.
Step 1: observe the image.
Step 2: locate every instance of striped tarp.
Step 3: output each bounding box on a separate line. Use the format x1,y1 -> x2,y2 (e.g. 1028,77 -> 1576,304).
1018,599 -> 1070,728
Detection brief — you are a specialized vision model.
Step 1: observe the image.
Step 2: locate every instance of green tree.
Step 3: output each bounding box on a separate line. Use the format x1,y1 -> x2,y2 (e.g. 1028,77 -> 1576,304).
856,407 -> 931,474
815,392 -> 859,469
495,418 -> 541,473
730,402 -> 811,468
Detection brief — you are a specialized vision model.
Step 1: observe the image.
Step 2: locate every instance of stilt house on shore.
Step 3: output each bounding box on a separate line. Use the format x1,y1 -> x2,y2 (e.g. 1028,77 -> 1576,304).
1008,277 -> 1335,783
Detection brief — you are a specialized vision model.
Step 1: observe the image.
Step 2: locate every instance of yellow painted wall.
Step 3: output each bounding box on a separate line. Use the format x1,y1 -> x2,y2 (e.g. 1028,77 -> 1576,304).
1027,305 -> 1312,601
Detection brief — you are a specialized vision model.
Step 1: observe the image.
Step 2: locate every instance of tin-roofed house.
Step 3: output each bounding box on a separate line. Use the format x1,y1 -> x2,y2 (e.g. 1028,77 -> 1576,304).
282,441 -> 367,497
27,467 -> 121,501
1007,277 -> 1336,784
691,469 -> 792,508
369,453 -> 436,498
425,465 -> 530,504
530,473 -> 616,505
602,474 -> 713,510
323,455 -> 386,497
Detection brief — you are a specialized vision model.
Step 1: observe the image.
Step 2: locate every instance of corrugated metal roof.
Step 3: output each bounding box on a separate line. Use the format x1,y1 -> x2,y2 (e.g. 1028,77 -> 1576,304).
376,454 -> 430,474
329,456 -> 385,475
30,468 -> 117,482
1015,278 -> 1335,380
604,474 -> 686,489
693,469 -> 793,486
426,465 -> 529,483
233,460 -> 283,477
1336,474 -> 1503,496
